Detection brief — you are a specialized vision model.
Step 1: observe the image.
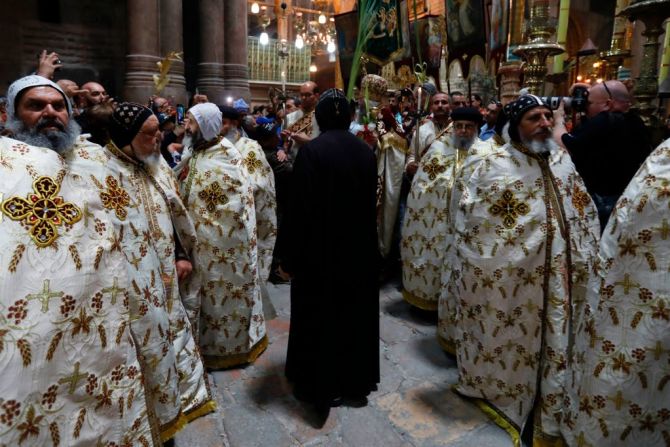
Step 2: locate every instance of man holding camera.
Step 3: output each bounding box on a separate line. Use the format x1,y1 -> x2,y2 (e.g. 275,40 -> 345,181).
553,80 -> 652,230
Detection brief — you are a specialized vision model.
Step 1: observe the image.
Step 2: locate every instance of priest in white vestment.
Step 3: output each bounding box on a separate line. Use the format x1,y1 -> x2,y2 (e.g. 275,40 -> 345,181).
63,103 -> 215,441
450,95 -> 600,446
376,107 -> 410,261
435,107 -> 498,353
563,137 -> 670,446
220,105 -> 277,318
401,92 -> 454,310
0,76 -> 159,445
179,103 -> 267,369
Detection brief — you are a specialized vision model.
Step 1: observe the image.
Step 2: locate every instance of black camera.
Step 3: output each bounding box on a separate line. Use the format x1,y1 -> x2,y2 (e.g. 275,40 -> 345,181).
540,85 -> 589,113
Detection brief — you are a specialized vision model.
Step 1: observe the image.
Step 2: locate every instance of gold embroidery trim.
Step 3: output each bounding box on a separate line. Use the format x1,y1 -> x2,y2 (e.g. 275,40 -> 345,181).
1,176 -> 82,247
437,333 -> 457,355
203,335 -> 269,369
402,289 -> 438,311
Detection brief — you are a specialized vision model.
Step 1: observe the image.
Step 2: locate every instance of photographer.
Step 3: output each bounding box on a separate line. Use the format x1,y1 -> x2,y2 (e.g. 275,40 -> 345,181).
553,80 -> 652,230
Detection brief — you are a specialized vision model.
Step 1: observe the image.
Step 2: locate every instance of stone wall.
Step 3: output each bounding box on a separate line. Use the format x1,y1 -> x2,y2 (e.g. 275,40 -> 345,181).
0,0 -> 126,97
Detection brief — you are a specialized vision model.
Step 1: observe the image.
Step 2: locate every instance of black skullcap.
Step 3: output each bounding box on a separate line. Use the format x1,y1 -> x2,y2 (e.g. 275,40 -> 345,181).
109,102 -> 154,149
218,105 -> 240,121
450,107 -> 482,126
507,95 -> 550,123
506,95 -> 550,142
315,88 -> 351,131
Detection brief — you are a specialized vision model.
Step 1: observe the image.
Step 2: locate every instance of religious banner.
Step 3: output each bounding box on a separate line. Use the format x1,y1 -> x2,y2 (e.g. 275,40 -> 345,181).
335,10 -> 359,91
410,15 -> 446,71
445,0 -> 487,77
362,0 -> 408,66
489,0 -> 510,61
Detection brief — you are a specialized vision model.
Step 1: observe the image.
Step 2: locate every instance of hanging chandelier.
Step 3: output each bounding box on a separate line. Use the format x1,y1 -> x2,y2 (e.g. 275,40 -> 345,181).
293,10 -> 336,54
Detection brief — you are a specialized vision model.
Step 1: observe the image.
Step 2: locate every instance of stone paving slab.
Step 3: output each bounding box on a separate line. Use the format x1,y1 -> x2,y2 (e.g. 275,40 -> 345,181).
176,281 -> 514,447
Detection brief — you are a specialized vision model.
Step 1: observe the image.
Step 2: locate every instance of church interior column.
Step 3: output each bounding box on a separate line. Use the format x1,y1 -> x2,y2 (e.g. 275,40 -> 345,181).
223,0 -> 251,102
159,0 -> 188,105
123,0 -> 161,103
197,0 -> 226,105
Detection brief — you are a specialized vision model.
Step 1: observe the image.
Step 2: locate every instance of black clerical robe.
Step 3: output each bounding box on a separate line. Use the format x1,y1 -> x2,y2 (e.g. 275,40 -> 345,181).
280,129 -> 380,405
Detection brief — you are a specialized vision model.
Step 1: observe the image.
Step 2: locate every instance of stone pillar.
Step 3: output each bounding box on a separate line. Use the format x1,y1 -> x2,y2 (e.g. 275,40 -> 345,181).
160,0 -> 188,105
197,0 -> 226,105
498,61 -> 523,105
223,0 -> 251,102
123,0 -> 161,103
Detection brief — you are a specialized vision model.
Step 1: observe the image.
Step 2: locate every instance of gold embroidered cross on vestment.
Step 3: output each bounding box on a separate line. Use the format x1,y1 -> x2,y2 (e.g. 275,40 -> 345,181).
26,279 -> 64,312
242,152 -> 263,174
58,361 -> 89,394
99,175 -> 131,220
1,176 -> 82,247
422,157 -> 447,181
199,181 -> 229,212
488,189 -> 530,229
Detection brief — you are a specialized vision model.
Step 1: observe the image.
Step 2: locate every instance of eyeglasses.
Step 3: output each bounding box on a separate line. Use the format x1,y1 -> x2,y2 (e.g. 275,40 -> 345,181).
454,123 -> 476,131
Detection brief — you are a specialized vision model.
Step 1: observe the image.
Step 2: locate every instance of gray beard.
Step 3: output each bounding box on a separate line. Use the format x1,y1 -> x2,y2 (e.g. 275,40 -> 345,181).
182,129 -> 203,150
5,115 -> 81,153
224,128 -> 239,143
135,150 -> 161,167
522,137 -> 558,155
451,134 -> 475,151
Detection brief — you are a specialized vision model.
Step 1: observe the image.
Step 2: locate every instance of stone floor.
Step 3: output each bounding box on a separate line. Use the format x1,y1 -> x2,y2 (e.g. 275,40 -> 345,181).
175,280 -> 514,447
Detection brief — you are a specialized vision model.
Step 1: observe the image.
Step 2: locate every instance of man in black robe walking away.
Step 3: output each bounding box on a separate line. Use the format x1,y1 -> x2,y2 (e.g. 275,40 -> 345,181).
278,88 -> 380,426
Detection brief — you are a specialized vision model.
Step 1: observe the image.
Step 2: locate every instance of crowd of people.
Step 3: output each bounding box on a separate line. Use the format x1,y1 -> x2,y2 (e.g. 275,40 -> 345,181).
0,50 -> 668,447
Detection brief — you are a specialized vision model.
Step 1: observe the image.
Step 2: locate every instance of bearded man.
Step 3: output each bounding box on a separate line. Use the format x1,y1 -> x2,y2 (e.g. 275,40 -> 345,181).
562,137 -> 670,446
400,91 -> 454,311
449,95 -> 600,445
435,106 -> 498,353
0,76 -> 159,445
220,105 -> 277,308
280,81 -> 321,156
63,102 -> 215,441
179,103 -> 267,369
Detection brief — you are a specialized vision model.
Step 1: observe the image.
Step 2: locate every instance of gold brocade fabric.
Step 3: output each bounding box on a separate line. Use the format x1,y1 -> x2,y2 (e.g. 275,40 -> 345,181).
377,130 -> 409,259
437,138 -> 500,351
0,137 -> 157,446
64,139 -> 213,440
233,137 -> 277,282
449,142 -> 599,443
563,139 -> 670,446
400,121 -> 454,310
180,138 -> 267,369
284,109 -> 320,153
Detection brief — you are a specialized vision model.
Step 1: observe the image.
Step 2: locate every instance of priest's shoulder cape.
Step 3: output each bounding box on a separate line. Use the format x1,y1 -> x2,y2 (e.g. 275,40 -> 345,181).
0,136 -> 159,445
